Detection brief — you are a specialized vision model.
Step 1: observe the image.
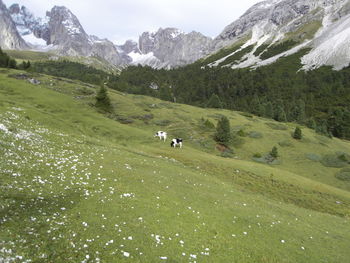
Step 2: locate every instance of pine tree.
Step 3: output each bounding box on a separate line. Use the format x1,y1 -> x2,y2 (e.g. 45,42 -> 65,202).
95,85 -> 113,112
296,99 -> 306,123
306,117 -> 316,130
207,94 -> 223,108
250,94 -> 261,115
214,116 -> 231,145
265,102 -> 274,118
293,126 -> 302,140
275,105 -> 287,122
316,119 -> 329,137
7,58 -> 17,69
270,146 -> 278,159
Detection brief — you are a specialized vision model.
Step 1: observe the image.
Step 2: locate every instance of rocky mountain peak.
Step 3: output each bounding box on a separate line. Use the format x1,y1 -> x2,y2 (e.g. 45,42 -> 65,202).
0,0 -> 28,49
8,3 -> 19,13
119,39 -> 140,54
137,27 -> 212,67
47,5 -> 87,45
9,3 -> 49,44
208,0 -> 350,70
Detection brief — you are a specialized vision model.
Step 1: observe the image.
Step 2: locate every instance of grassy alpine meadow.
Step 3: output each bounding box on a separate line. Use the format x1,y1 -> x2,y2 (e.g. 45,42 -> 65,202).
0,69 -> 350,263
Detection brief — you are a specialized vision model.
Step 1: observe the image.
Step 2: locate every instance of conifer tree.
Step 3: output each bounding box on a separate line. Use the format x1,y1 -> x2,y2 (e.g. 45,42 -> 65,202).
296,99 -> 306,123
293,126 -> 302,140
316,120 -> 329,136
270,146 -> 278,159
207,94 -> 223,108
7,58 -> 17,69
250,94 -> 261,115
95,84 -> 113,112
306,117 -> 317,130
265,102 -> 274,118
275,105 -> 287,122
214,116 -> 231,146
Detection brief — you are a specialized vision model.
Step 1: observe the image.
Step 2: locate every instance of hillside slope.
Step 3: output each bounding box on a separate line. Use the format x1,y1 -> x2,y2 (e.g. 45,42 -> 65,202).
0,69 -> 349,262
208,0 -> 350,70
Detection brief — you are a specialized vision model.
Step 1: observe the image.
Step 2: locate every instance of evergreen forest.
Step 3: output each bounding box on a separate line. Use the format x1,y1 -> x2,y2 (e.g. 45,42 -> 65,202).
4,48 -> 350,140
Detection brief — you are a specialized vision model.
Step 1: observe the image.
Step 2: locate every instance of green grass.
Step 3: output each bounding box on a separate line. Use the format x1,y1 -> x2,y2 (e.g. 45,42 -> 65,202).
4,50 -> 120,73
253,44 -> 270,57
260,40 -> 299,60
255,21 -> 321,60
0,69 -> 350,262
199,35 -> 251,65
218,44 -> 255,66
285,21 -> 322,42
4,50 -> 53,61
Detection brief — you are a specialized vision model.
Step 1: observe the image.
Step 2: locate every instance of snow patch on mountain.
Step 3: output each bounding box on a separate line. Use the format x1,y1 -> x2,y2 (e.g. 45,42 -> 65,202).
128,51 -> 166,68
22,32 -> 47,46
9,4 -> 49,46
62,11 -> 82,35
254,40 -> 311,67
208,21 -> 273,68
170,29 -> 184,39
128,51 -> 153,62
255,0 -> 284,10
302,13 -> 350,70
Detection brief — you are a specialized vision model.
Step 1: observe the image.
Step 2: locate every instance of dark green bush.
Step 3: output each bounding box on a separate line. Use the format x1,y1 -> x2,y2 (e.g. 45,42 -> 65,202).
335,168 -> 350,181
321,153 -> 349,168
253,153 -> 262,158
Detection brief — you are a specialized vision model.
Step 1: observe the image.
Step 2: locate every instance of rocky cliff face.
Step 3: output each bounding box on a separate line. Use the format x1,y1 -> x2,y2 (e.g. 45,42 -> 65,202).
136,28 -> 212,68
9,3 -> 50,43
4,0 -> 350,70
0,0 -> 27,49
46,6 -> 90,56
208,0 -> 350,70
8,4 -> 125,66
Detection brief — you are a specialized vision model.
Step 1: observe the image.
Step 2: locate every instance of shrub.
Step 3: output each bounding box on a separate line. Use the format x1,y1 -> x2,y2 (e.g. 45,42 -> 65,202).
293,127 -> 302,139
112,115 -> 134,124
199,118 -> 215,130
154,119 -> 171,126
204,119 -> 215,129
338,153 -> 350,163
237,129 -> 247,137
253,153 -> 262,158
321,153 -> 349,168
220,148 -> 234,158
335,168 -> 350,181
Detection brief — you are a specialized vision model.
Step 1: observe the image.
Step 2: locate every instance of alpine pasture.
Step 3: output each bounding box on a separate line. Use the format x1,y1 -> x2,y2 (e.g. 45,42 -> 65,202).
0,69 -> 349,262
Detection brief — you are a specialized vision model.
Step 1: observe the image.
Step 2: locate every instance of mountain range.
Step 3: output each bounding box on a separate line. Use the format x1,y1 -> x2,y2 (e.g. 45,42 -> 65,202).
1,0 -> 350,70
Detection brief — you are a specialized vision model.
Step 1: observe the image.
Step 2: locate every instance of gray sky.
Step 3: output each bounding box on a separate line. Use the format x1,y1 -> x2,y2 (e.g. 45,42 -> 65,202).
4,0 -> 260,44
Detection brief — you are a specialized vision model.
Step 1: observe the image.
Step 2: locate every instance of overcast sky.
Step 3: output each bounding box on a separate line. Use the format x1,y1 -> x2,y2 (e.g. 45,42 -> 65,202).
4,0 -> 261,44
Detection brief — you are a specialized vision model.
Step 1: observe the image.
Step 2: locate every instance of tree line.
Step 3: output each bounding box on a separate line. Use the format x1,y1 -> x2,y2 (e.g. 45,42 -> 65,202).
0,47 -> 31,70
15,49 -> 350,140
113,50 -> 350,140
